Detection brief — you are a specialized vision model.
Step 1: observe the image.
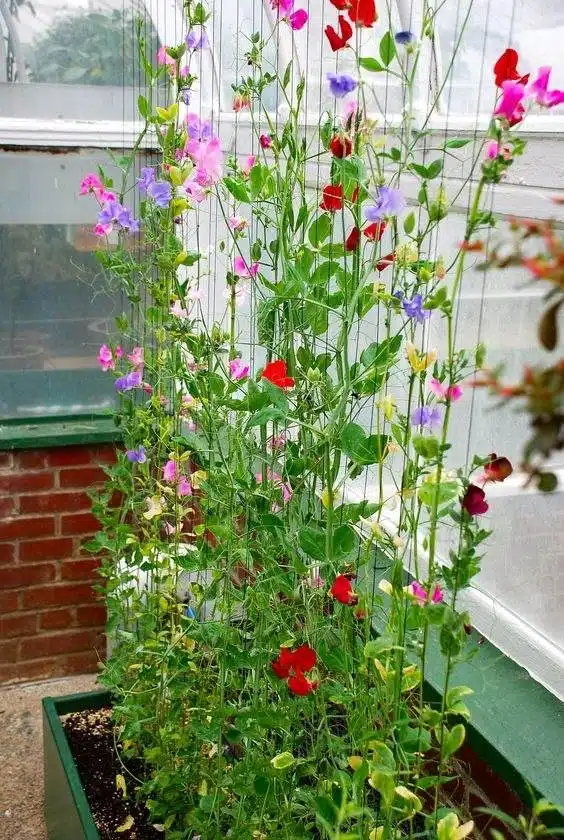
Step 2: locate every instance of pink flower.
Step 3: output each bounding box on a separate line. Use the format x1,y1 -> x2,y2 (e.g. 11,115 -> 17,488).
429,378 -> 463,402
178,476 -> 192,497
127,347 -> 144,369
157,46 -> 175,68
97,344 -> 114,371
94,222 -> 112,237
528,67 -> 564,108
233,93 -> 251,112
170,300 -> 190,320
288,8 -> 308,29
230,358 -> 250,380
494,80 -> 526,123
228,216 -> 248,232
233,256 -> 259,278
185,136 -> 223,186
259,134 -> 272,149
410,581 -> 444,605
115,346 -> 124,359
242,155 -> 256,176
80,173 -> 103,196
256,468 -> 292,503
163,460 -> 178,483
163,521 -> 184,536
485,140 -> 499,160
184,180 -> 207,203
268,432 -> 287,451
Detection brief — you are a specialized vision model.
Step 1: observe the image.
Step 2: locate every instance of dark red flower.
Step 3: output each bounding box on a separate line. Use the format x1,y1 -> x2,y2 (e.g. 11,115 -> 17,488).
348,0 -> 378,27
288,670 -> 318,696
325,14 -> 353,52
330,134 -> 353,158
261,359 -> 295,389
494,48 -> 529,88
329,0 -> 350,8
330,574 -> 359,605
376,252 -> 395,271
484,453 -> 513,483
354,607 -> 369,620
364,221 -> 387,241
462,484 -> 489,516
271,647 -> 295,679
350,186 -> 360,204
320,184 -> 344,212
345,226 -> 360,251
291,644 -> 317,672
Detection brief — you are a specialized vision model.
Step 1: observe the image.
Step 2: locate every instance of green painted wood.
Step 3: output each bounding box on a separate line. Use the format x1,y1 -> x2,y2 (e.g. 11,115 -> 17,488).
42,690 -> 110,840
0,415 -> 121,450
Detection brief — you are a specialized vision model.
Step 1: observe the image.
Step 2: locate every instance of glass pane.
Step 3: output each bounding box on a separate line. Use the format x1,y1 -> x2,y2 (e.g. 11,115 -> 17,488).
0,0 -> 162,119
436,0 -> 564,116
0,150 -> 152,419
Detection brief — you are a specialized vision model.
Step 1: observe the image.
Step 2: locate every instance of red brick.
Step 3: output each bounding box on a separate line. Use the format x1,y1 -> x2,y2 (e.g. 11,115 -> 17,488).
0,515 -> 55,541
76,605 -> 106,627
0,453 -> 13,470
19,491 -> 91,515
14,659 -> 57,681
61,512 -> 100,536
17,451 -> 48,469
40,608 -> 73,630
63,649 -> 103,675
59,466 -> 107,489
47,447 -> 93,468
0,563 -> 55,589
0,640 -> 19,663
20,629 -> 98,660
0,664 -> 18,681
0,497 -> 15,519
19,537 -> 73,563
0,614 -> 37,638
61,557 -> 101,581
0,472 -> 54,494
22,583 -> 94,609
0,590 -> 19,612
0,543 -> 16,565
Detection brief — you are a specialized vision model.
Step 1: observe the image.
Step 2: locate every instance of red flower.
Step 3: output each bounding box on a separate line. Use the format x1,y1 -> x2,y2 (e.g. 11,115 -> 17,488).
325,15 -> 353,52
320,184 -> 344,212
345,226 -> 360,251
364,221 -> 387,241
350,186 -> 360,204
292,643 -> 317,672
348,0 -> 378,27
376,252 -> 396,271
462,484 -> 489,516
330,134 -> 352,158
329,0 -> 350,8
261,359 -> 295,389
494,49 -> 529,88
330,574 -> 359,605
288,670 -> 317,696
271,647 -> 295,679
484,453 -> 513,483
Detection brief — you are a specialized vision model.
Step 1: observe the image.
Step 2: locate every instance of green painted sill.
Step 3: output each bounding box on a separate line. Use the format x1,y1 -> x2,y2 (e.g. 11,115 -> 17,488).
0,414 -> 122,451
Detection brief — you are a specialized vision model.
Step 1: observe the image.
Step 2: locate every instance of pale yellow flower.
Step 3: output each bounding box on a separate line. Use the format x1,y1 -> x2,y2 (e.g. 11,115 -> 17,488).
406,342 -> 438,374
378,394 -> 396,421
395,242 -> 418,267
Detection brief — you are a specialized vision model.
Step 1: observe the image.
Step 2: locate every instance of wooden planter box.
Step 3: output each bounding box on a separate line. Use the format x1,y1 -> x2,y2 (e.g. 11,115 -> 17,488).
42,689 -> 110,840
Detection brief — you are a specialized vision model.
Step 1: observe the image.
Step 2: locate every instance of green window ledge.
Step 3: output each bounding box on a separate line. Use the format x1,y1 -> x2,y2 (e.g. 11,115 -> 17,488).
0,415 -> 122,451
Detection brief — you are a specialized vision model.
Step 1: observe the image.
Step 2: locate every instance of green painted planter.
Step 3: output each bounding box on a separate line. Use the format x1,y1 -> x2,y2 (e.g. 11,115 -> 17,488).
42,689 -> 110,840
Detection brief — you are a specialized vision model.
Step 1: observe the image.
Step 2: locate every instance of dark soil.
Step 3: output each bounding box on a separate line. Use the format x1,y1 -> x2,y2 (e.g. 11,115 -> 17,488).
63,707 -> 161,840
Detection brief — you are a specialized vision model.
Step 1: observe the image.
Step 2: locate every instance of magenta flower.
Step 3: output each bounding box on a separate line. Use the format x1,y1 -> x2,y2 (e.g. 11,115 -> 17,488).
233,256 -> 259,278
80,173 -> 104,196
411,405 -> 442,431
288,8 -> 308,29
528,67 -> 564,108
230,358 -> 250,380
365,186 -> 405,221
126,446 -> 147,464
429,378 -> 463,402
97,344 -> 114,372
163,460 -> 178,483
177,475 -> 192,497
127,347 -> 144,369
410,581 -> 444,605
327,72 -> 358,98
259,134 -> 272,149
115,371 -> 142,392
494,80 -> 526,123
485,140 -> 499,160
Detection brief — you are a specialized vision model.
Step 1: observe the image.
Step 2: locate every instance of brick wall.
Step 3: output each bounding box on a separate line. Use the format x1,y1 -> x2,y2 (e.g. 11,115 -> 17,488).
0,444 -> 116,683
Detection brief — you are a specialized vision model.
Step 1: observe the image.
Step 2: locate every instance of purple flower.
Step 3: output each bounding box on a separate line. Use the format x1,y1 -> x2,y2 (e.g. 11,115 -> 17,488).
327,72 -> 358,99
126,446 -> 147,463
98,200 -> 139,234
115,370 -> 143,392
137,167 -> 156,193
411,405 -> 442,431
186,113 -> 212,141
147,180 -> 172,208
186,28 -> 209,50
180,88 -> 191,106
365,186 -> 405,221
402,294 -> 431,324
395,30 -> 415,45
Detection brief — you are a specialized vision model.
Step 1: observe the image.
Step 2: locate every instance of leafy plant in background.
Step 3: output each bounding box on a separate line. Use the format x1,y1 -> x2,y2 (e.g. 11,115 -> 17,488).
82,5 -> 563,839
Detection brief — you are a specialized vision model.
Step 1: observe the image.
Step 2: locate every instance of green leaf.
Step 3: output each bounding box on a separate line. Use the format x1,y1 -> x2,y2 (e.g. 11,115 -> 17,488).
298,526 -> 326,562
403,211 -> 416,235
411,159 -> 443,180
254,775 -> 270,795
249,163 -> 265,198
224,177 -> 251,203
359,56 -> 384,72
271,751 -> 295,770
444,138 -> 471,149
360,335 -> 402,369
315,795 -> 338,828
412,434 -> 440,460
379,31 -> 396,66
304,300 -> 329,336
137,94 -> 149,119
308,214 -> 332,248
247,407 -> 286,429
332,524 -> 357,560
282,60 -> 292,89
442,723 -> 466,759
341,422 -> 389,466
